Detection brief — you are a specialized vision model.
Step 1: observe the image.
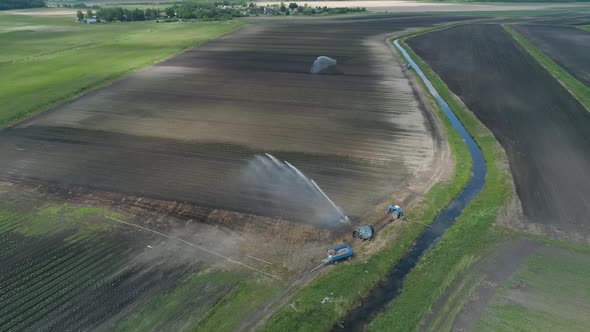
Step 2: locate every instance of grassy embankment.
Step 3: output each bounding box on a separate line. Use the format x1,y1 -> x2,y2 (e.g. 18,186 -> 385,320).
478,246 -> 590,330
503,24 -> 590,112
0,13 -> 242,128
369,36 -> 513,331
259,31 -> 473,332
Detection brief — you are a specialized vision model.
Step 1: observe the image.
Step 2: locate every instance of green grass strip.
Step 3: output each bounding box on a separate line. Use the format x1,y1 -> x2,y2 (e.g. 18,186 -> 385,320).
259,35 -> 472,332
503,24 -> 590,113
0,204 -> 122,237
195,278 -> 284,332
368,38 -> 513,331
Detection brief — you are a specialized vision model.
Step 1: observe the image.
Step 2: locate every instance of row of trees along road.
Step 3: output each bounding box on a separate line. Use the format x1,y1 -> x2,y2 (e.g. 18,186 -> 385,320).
0,0 -> 45,10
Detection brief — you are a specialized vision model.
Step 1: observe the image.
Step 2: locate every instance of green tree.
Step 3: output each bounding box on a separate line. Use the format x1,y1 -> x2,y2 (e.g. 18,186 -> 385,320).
165,7 -> 175,18
130,8 -> 145,21
86,9 -> 93,19
76,10 -> 84,21
288,2 -> 298,10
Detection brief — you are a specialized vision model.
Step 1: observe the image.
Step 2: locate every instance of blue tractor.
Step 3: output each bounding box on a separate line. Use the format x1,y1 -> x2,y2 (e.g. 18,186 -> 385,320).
386,204 -> 405,220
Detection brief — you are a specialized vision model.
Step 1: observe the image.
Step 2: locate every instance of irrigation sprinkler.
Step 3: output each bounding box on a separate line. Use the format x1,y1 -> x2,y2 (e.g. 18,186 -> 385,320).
310,179 -> 352,228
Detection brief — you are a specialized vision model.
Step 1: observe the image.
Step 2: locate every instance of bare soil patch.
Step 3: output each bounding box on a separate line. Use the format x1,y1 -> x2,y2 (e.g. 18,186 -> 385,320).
408,23 -> 590,241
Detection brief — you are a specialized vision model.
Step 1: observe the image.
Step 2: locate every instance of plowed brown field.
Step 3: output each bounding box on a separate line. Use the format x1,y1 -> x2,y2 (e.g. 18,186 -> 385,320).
515,24 -> 590,86
408,24 -> 590,238
0,15 -> 470,226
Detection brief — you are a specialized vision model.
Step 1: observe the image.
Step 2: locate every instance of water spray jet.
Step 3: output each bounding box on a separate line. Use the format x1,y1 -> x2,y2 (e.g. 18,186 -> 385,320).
264,153 -> 283,167
310,179 -> 352,228
243,153 -> 352,229
285,161 -> 314,189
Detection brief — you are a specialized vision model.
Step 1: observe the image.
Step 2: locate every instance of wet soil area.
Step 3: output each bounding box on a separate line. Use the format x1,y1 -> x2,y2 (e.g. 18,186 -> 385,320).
515,24 -> 590,86
0,14 -> 472,227
408,24 -> 590,240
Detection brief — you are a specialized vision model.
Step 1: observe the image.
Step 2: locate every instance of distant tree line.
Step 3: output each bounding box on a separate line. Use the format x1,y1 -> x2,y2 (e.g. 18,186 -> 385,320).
170,2 -> 244,21
59,3 -> 100,9
74,0 -> 366,23
0,0 -> 46,10
277,2 -> 367,15
93,7 -> 161,22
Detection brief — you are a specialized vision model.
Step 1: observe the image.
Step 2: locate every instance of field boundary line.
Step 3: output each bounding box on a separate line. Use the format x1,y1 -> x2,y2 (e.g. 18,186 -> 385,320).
503,24 -> 590,113
104,215 -> 280,280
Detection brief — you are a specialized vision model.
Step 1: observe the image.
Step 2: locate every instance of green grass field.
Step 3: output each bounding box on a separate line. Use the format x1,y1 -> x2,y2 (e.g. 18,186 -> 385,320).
477,247 -> 590,331
368,36 -> 513,331
503,24 -> 590,113
0,203 -> 121,237
0,13 -> 242,128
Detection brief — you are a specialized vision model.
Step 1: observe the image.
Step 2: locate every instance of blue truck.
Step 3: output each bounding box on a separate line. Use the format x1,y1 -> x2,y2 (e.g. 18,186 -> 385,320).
322,244 -> 353,264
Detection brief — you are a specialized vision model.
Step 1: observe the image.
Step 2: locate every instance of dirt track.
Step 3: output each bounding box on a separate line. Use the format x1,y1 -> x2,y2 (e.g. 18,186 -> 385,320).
408,24 -> 590,239
515,24 -> 590,86
0,15 -> 470,227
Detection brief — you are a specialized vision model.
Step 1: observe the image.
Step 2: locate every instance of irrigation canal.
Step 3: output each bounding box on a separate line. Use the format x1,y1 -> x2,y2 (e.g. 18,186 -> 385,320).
332,39 -> 487,331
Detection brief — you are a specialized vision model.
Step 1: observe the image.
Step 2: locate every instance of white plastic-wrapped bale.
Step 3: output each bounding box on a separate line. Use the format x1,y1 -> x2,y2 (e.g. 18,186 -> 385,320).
310,56 -> 337,74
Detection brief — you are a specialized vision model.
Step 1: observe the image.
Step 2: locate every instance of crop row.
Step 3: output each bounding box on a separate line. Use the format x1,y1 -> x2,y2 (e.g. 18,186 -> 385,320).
0,241 -> 124,329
